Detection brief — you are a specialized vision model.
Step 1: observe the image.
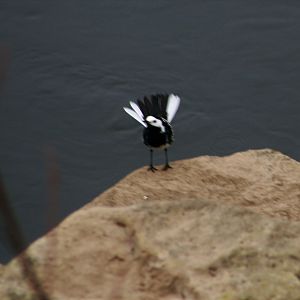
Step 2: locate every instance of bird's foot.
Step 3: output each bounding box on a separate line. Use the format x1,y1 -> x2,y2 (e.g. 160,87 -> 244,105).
148,165 -> 158,172
162,164 -> 172,171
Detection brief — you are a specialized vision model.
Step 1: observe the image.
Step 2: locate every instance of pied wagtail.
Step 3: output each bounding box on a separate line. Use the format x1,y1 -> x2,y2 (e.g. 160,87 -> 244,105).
124,94 -> 180,171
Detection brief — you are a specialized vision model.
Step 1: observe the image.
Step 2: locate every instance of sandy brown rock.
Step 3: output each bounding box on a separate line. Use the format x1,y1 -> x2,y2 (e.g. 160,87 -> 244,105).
0,149 -> 300,300
89,148 -> 300,221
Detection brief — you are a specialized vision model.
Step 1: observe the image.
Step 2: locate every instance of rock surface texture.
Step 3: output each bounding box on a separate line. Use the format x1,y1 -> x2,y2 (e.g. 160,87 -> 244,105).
1,149 -> 300,300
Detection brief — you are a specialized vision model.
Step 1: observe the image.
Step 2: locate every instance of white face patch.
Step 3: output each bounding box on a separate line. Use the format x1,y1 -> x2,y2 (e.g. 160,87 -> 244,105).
146,116 -> 165,132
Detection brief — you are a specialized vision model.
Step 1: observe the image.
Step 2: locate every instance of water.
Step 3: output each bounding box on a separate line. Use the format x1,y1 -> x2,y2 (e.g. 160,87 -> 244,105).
1,0 -> 300,262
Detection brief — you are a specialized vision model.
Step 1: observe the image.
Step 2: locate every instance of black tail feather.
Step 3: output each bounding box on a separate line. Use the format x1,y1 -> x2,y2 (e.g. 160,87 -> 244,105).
151,95 -> 160,116
144,96 -> 152,115
137,99 -> 148,117
137,94 -> 169,119
159,94 -> 168,119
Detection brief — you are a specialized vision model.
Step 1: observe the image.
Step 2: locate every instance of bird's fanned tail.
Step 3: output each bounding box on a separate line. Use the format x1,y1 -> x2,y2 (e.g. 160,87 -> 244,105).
166,94 -> 180,122
124,93 -> 180,126
123,107 -> 147,127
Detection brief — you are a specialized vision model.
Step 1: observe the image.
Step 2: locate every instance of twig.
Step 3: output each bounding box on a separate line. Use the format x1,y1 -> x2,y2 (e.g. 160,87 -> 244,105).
0,174 -> 50,300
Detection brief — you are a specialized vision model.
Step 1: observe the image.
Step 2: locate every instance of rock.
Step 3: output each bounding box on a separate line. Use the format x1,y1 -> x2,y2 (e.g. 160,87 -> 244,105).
89,148 -> 300,221
0,149 -> 300,300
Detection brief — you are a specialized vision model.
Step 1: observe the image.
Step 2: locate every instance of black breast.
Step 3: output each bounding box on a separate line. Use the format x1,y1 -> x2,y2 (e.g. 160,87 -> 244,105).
143,121 -> 174,148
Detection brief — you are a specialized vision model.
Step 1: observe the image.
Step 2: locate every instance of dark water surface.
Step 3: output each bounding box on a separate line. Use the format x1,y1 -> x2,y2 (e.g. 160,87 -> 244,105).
1,1 -> 300,262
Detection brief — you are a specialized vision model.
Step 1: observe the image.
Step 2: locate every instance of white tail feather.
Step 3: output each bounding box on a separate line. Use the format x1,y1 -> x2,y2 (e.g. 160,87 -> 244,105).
130,101 -> 144,120
166,94 -> 180,122
124,107 -> 147,127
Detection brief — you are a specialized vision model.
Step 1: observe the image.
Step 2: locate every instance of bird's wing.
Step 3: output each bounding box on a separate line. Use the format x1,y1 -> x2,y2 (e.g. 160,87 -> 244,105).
124,107 -> 147,127
166,94 -> 180,122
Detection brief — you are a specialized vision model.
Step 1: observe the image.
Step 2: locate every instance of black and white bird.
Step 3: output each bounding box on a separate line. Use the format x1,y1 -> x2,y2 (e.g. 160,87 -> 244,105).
124,94 -> 180,171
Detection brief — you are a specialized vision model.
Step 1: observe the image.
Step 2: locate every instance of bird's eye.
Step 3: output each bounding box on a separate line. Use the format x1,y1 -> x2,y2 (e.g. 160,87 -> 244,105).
153,120 -> 156,123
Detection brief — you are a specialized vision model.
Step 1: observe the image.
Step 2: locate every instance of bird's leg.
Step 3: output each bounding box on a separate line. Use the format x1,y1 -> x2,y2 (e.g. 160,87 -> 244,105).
162,148 -> 172,170
148,149 -> 157,172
